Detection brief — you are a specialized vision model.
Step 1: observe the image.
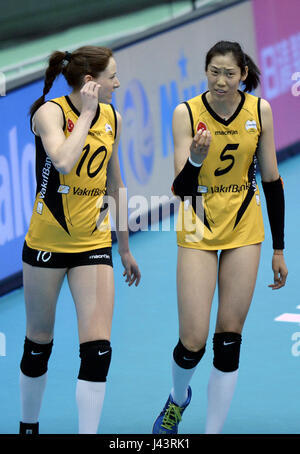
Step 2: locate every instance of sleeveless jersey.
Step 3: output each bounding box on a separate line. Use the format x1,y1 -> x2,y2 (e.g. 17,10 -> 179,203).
177,91 -> 265,250
25,96 -> 117,253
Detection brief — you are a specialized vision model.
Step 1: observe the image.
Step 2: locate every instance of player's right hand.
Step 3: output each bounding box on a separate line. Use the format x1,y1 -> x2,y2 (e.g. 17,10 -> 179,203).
190,128 -> 211,165
80,81 -> 101,115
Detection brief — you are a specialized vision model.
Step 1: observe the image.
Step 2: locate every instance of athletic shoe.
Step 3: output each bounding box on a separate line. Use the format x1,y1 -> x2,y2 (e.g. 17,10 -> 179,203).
19,422 -> 39,435
152,386 -> 192,434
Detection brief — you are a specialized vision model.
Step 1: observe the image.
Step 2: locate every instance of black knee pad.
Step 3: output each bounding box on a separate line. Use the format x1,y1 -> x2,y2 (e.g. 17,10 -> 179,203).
213,332 -> 242,372
20,337 -> 53,378
78,340 -> 112,382
173,339 -> 206,369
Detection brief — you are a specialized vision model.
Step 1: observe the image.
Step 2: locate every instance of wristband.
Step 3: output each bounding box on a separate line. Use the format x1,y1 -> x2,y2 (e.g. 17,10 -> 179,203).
189,156 -> 203,167
261,177 -> 285,250
172,158 -> 201,200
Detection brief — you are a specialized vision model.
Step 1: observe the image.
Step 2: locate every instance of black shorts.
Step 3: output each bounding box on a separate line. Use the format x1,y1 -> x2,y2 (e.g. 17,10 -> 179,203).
22,241 -> 113,269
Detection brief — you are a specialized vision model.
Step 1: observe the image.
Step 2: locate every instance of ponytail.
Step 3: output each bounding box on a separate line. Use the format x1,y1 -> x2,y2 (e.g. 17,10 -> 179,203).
29,51 -> 68,116
242,53 -> 260,92
29,46 -> 113,116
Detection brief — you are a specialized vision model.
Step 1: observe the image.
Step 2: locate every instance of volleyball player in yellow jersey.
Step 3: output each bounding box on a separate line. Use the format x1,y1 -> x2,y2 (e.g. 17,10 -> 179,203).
153,41 -> 288,434
19,46 -> 141,435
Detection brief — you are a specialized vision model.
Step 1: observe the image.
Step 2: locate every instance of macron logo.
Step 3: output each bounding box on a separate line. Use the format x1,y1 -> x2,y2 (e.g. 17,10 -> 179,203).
89,254 -> 110,260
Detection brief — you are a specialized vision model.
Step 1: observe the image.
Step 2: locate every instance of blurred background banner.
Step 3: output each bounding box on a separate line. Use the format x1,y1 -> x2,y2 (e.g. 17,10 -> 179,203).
0,0 -> 299,295
252,0 -> 300,151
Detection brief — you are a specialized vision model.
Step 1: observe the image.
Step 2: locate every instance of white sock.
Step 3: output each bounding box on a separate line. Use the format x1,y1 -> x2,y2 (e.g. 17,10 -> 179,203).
205,366 -> 239,434
171,358 -> 197,406
76,379 -> 106,434
20,371 -> 47,423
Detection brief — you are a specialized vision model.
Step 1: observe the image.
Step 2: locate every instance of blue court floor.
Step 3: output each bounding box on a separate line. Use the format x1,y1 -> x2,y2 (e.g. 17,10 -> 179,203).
0,154 -> 299,435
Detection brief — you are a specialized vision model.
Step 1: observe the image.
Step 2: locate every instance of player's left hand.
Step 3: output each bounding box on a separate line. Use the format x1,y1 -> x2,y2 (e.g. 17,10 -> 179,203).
120,251 -> 141,287
269,252 -> 288,290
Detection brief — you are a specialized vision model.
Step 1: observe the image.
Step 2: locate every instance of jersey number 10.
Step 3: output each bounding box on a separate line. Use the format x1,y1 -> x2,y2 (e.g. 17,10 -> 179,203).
76,144 -> 107,178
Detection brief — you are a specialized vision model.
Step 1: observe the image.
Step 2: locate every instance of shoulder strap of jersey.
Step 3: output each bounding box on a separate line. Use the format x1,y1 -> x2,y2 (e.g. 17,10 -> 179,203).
183,94 -> 206,137
243,92 -> 262,132
109,104 -> 118,140
48,100 -> 67,132
183,101 -> 195,137
257,97 -> 262,130
30,97 -> 66,135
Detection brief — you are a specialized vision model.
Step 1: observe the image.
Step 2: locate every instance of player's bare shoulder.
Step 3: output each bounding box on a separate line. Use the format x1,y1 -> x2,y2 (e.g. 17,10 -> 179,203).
33,101 -> 64,136
172,103 -> 191,136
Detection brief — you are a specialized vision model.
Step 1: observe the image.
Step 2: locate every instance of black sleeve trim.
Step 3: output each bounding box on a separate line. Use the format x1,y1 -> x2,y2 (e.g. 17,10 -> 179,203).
30,112 -> 35,135
183,101 -> 194,137
110,104 -> 117,140
261,177 -> 285,249
257,98 -> 262,130
30,102 -> 46,135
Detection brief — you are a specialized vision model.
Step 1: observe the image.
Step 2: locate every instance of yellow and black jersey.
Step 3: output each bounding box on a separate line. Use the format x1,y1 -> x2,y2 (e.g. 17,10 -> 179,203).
177,90 -> 265,250
25,95 -> 117,253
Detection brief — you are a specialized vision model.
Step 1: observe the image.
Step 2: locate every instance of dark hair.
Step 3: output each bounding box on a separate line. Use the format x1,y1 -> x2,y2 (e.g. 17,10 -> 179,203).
30,46 -> 113,115
205,41 -> 260,92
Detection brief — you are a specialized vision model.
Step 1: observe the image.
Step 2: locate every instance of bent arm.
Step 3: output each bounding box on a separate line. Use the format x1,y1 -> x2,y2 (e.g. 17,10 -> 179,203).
34,102 -> 94,174
172,103 -> 211,199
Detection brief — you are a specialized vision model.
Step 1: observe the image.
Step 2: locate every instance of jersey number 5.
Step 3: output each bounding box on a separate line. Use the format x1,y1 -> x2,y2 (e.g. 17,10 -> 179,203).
214,144 -> 239,176
76,145 -> 107,178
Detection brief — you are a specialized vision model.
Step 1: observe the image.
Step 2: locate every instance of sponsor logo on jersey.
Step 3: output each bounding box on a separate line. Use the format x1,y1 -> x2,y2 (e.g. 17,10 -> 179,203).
245,119 -> 257,133
88,130 -> 101,137
39,156 -> 52,199
215,130 -> 238,135
73,186 -> 106,196
197,185 -> 208,194
210,182 -> 251,193
197,121 -> 207,131
36,201 -> 43,214
57,185 -> 70,194
105,123 -> 113,134
67,119 -> 74,132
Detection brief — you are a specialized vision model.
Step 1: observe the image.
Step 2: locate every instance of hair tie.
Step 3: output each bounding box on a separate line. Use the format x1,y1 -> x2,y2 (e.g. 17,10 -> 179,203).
64,51 -> 72,63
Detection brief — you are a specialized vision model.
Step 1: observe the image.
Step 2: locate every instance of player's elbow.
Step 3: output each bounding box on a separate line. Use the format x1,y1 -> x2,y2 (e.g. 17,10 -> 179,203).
52,158 -> 72,175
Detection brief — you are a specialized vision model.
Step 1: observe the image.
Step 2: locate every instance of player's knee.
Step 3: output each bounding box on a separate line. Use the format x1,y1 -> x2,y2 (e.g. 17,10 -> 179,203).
173,339 -> 206,369
27,328 -> 54,345
179,331 -> 208,353
213,332 -> 242,372
78,340 -> 112,382
20,336 -> 53,378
